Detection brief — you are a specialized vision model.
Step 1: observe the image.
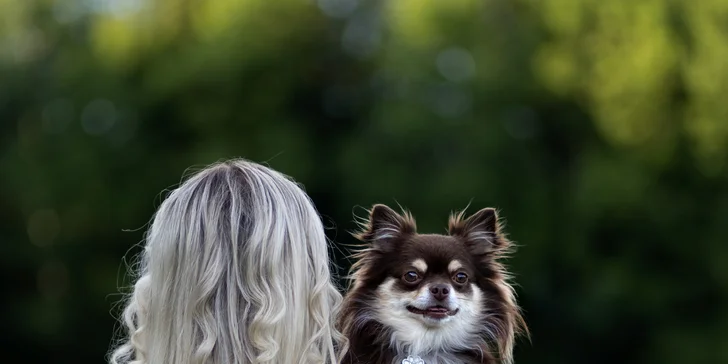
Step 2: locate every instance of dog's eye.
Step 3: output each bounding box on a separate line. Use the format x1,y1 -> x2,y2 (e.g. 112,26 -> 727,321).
453,272 -> 468,284
403,271 -> 420,283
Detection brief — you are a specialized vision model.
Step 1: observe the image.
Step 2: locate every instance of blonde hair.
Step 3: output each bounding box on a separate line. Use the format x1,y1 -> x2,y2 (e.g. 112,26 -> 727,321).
109,159 -> 347,364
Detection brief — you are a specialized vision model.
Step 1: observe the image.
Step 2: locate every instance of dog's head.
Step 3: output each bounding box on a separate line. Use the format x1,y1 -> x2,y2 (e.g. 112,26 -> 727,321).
345,204 -> 527,363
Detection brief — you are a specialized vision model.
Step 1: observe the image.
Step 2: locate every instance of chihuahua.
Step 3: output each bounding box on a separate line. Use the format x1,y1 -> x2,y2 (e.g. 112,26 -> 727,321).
338,204 -> 528,364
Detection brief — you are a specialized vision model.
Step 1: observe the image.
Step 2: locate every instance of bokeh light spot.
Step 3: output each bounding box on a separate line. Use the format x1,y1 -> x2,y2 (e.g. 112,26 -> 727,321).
52,0 -> 85,24
502,106 -> 539,140
318,0 -> 358,19
341,13 -> 381,59
429,83 -> 472,119
436,47 -> 476,83
108,108 -> 139,148
81,98 -> 117,135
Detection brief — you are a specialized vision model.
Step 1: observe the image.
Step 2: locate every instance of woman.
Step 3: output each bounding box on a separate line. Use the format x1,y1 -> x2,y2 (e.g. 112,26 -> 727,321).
109,159 -> 347,364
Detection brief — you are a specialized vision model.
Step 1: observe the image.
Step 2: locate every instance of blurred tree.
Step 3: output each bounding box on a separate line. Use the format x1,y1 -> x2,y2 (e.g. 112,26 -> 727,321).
1,0 -> 726,363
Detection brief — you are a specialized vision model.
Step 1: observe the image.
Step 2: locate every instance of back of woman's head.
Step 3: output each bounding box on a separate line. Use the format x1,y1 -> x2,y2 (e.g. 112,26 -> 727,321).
109,159 -> 346,364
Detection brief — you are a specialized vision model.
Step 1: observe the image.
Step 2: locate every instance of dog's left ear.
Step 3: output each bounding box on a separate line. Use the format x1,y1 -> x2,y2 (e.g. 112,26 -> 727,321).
449,207 -> 506,254
354,204 -> 416,249
451,207 -> 526,363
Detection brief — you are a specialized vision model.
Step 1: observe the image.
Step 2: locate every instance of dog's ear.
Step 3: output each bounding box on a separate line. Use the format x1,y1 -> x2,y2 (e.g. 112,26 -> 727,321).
449,207 -> 506,254
451,207 -> 527,363
354,204 -> 416,248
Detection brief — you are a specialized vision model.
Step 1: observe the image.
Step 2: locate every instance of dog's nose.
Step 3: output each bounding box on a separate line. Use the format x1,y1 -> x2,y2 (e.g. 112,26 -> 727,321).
430,284 -> 450,301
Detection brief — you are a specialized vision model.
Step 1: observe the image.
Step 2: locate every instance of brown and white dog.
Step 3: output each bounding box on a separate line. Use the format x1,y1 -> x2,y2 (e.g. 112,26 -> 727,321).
338,204 -> 528,364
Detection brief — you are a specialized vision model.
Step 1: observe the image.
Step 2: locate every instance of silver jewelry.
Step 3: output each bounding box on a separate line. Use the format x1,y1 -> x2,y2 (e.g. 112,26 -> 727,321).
402,355 -> 425,364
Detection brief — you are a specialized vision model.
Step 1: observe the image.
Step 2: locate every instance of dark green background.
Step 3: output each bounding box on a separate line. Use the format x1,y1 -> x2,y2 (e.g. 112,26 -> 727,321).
2,0 -> 727,363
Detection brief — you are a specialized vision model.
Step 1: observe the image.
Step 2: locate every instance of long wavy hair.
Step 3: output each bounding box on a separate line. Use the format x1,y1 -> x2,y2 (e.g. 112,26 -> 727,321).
108,159 -> 347,364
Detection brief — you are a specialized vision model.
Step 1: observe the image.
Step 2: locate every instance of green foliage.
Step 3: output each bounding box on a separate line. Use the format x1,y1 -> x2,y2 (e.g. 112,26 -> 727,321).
1,0 -> 727,362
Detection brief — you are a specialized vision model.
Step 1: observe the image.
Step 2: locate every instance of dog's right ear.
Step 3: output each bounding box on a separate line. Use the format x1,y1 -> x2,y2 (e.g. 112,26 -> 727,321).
354,204 -> 417,247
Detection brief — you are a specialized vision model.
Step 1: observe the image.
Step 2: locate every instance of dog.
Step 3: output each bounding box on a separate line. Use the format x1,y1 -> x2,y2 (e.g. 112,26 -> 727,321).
338,204 -> 528,364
